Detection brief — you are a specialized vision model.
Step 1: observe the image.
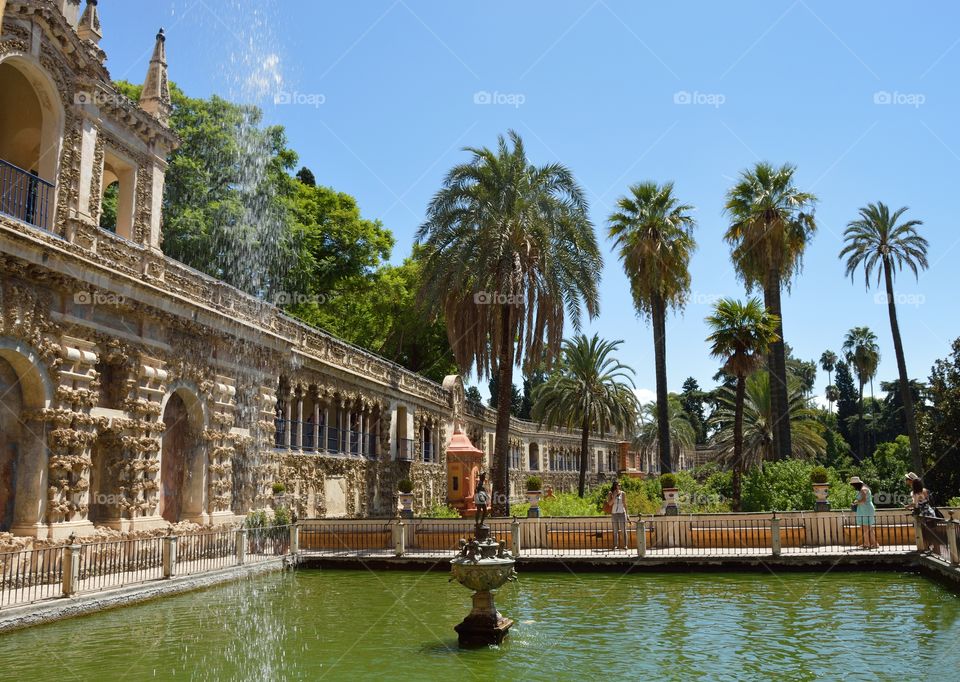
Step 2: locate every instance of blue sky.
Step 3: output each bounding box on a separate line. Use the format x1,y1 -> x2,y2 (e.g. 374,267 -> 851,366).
99,1 -> 960,402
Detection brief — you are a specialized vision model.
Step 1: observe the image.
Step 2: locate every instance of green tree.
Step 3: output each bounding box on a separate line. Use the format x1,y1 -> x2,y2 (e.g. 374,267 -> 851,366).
840,202 -> 929,474
608,181 -> 696,475
417,131 -> 602,512
876,379 -> 925,445
286,179 -> 394,302
159,84 -> 297,296
923,338 -> 960,500
724,162 -> 818,461
705,297 -> 781,510
633,397 -> 697,472
99,181 -> 118,231
679,377 -> 708,444
842,326 -> 880,460
835,360 -> 859,445
531,334 -> 638,496
711,372 -> 827,494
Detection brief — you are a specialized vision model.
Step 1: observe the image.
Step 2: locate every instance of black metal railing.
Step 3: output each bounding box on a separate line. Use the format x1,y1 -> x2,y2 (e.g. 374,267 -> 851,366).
423,442 -> 435,463
0,159 -> 53,229
327,426 -> 343,453
398,438 -> 414,461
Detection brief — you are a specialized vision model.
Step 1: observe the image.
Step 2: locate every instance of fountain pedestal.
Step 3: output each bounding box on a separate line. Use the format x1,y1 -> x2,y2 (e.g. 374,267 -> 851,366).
450,524 -> 516,647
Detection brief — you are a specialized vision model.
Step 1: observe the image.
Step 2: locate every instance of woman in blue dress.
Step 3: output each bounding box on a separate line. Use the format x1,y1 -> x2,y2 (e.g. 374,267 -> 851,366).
849,476 -> 878,549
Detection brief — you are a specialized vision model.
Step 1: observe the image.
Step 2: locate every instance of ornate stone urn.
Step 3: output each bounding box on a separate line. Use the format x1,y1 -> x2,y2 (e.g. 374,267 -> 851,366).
450,524 -> 516,647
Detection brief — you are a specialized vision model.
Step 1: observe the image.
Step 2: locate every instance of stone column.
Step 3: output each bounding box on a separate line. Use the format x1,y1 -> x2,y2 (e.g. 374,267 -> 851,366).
283,394 -> 292,449
312,394 -> 321,453
294,389 -> 304,450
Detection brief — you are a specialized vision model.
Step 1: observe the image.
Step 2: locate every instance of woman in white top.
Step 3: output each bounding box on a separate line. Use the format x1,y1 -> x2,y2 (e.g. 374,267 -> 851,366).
607,480 -> 628,550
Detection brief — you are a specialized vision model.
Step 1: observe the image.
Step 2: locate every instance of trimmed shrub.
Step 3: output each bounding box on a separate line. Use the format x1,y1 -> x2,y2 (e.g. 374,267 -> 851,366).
397,478 -> 414,493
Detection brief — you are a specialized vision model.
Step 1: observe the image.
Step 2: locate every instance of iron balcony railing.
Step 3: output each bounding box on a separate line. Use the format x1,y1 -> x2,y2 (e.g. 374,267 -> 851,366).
0,159 -> 53,229
398,438 -> 414,462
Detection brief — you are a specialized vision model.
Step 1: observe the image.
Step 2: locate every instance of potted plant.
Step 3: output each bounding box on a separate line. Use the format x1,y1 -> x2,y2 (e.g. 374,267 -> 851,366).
397,478 -> 415,518
660,473 -> 679,515
525,476 -> 543,518
810,466 -> 830,511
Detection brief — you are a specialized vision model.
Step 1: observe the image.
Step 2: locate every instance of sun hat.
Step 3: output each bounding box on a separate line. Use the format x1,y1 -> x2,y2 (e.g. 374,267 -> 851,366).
848,476 -> 864,485
905,472 -> 920,481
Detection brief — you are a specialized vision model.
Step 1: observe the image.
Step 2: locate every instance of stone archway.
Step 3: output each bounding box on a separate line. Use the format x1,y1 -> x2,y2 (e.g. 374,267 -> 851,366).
0,54 -> 64,230
528,442 -> 540,471
160,387 -> 206,524
0,340 -> 54,535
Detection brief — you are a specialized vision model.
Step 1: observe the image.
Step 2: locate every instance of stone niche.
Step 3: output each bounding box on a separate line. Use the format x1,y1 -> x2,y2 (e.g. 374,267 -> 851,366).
323,476 -> 347,518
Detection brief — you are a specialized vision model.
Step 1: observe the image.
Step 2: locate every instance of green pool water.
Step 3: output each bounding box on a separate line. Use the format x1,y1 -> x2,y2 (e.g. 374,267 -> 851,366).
1,568 -> 957,681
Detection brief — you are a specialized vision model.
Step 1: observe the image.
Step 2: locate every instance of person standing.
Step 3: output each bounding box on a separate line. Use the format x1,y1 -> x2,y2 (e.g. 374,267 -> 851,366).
849,476 -> 878,549
904,473 -> 945,555
607,480 -> 628,550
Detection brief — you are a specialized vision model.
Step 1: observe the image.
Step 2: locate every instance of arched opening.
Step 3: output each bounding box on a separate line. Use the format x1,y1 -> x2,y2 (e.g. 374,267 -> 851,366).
528,443 -> 539,471
160,388 -> 206,524
0,58 -> 62,230
0,342 -> 53,535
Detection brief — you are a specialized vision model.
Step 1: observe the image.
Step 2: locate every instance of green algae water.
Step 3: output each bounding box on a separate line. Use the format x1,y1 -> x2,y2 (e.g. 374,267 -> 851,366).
1,569 -> 957,681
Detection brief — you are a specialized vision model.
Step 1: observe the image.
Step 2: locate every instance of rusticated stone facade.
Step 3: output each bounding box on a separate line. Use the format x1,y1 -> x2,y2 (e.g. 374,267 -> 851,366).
0,2 -> 626,539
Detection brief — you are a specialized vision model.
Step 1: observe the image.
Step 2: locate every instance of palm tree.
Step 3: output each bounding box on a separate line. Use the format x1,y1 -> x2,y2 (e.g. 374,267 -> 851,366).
825,384 -> 840,411
608,181 -> 697,475
820,350 -> 837,388
633,397 -> 696,473
820,350 -> 838,412
724,162 -> 818,461
531,334 -> 638,496
711,372 -> 826,467
842,326 -> 880,461
417,131 -> 602,513
705,297 -> 780,510
840,202 -> 929,473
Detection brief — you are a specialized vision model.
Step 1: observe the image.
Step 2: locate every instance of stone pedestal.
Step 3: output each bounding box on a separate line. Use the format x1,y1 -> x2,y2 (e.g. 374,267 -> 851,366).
450,524 -> 517,648
454,590 -> 513,647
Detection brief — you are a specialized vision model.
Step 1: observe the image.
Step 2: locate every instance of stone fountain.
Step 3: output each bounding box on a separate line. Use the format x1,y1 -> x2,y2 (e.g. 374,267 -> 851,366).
449,473 -> 516,647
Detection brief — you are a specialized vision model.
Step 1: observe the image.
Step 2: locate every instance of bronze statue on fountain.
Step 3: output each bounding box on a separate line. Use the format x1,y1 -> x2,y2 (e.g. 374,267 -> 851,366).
449,470 -> 516,647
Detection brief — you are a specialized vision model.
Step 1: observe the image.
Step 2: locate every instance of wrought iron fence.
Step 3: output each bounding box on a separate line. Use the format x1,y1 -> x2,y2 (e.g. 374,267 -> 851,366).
0,159 -> 53,229
76,537 -> 164,594
246,526 -> 291,562
0,546 -> 63,608
177,529 -> 237,572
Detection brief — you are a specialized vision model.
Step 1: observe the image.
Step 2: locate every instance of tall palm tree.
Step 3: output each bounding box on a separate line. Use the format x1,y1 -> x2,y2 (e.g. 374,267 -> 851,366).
608,181 -> 697,475
633,397 -> 696,473
724,163 -> 818,461
531,334 -> 638,497
820,350 -> 837,388
840,202 -> 929,473
820,350 -> 838,412
842,326 -> 880,461
705,297 -> 781,510
417,131 -> 602,513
